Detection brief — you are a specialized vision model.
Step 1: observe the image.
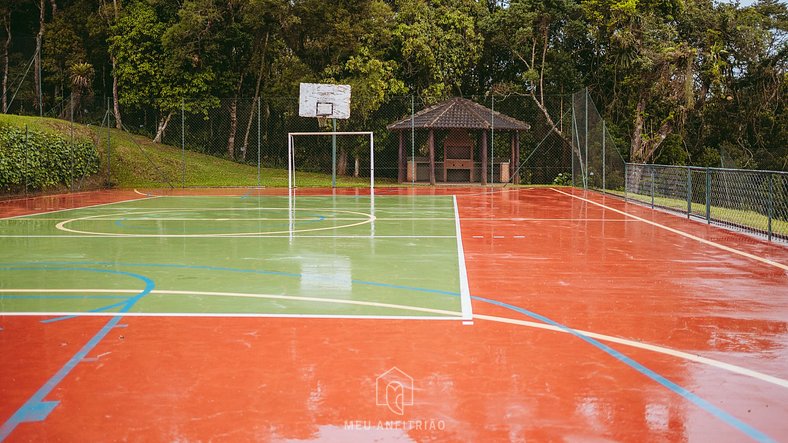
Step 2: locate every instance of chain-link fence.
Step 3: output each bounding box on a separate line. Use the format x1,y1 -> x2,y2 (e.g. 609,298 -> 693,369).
3,91 -> 583,194
626,163 -> 788,242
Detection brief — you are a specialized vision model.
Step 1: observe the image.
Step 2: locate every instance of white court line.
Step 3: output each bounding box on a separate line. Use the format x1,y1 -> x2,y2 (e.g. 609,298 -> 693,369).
0,195 -> 159,220
0,288 -> 464,320
475,313 -> 788,390
551,188 -> 788,272
54,208 -> 376,237
0,217 -> 638,222
453,195 -> 473,322
0,235 -> 457,239
3,288 -> 785,389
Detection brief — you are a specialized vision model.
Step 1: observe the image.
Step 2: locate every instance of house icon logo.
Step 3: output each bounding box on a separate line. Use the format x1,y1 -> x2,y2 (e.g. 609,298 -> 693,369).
375,367 -> 414,415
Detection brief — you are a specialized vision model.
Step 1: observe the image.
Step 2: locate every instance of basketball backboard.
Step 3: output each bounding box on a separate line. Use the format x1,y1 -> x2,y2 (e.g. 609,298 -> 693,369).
299,83 -> 351,119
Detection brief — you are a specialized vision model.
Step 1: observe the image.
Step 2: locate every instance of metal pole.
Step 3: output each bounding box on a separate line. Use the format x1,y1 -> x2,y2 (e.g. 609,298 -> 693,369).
370,132 -> 374,190
332,118 -> 337,188
705,168 -> 711,223
491,95 -> 494,183
37,47 -> 42,117
584,88 -> 588,189
623,163 -> 627,202
767,173 -> 773,241
411,95 -> 415,185
687,167 -> 692,218
602,119 -> 606,192
181,99 -> 185,188
650,165 -> 655,209
24,125 -> 28,196
107,97 -> 112,186
287,134 -> 293,189
70,92 -> 74,192
257,98 -> 261,187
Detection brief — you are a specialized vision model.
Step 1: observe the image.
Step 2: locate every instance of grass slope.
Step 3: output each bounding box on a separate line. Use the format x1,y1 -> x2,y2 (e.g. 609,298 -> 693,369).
0,114 -> 371,189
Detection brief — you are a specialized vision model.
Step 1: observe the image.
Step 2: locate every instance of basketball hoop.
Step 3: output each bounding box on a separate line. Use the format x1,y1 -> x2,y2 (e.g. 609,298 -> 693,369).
316,116 -> 330,129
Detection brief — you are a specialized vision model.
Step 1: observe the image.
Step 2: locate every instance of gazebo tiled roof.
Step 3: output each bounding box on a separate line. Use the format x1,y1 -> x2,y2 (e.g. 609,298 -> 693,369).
387,97 -> 530,131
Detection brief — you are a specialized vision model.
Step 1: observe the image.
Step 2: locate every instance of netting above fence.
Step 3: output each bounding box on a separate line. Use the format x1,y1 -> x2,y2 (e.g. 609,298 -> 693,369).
571,88 -> 626,193
625,163 -> 788,243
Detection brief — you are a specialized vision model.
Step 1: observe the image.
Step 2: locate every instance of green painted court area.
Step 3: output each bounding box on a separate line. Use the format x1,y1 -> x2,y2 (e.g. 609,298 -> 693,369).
0,195 -> 469,319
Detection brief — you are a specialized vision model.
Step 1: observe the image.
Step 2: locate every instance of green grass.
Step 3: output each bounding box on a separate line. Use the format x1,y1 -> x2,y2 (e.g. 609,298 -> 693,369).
0,114 -> 379,189
610,189 -> 788,236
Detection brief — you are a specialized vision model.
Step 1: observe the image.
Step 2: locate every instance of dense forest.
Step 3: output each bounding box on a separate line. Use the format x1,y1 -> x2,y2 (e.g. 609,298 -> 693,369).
1,0 -> 786,170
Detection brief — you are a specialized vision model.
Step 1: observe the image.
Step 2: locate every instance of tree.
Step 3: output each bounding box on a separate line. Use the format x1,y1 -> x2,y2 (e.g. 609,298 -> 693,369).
110,0 -> 217,143
68,61 -> 93,118
0,0 -> 12,113
392,0 -> 485,99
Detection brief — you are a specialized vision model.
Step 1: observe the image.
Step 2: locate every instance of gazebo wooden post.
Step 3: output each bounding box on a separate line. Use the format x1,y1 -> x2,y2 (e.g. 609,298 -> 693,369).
398,131 -> 405,183
428,129 -> 436,185
481,129 -> 488,186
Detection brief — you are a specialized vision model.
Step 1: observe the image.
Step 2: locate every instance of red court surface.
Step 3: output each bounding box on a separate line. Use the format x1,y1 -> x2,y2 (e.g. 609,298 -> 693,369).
1,187 -> 787,441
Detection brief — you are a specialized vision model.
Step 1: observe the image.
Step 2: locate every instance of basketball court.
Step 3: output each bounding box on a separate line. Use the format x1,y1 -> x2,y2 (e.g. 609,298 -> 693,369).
1,186 -> 787,441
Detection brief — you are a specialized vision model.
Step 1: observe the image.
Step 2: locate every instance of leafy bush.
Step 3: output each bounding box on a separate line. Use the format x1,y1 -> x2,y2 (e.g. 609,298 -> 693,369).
0,123 -> 100,192
552,172 -> 572,186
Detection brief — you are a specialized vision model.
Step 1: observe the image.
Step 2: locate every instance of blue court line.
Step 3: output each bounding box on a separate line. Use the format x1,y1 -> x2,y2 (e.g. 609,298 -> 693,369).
0,268 -> 154,442
0,295 -> 129,299
470,295 -> 772,442
0,260 -> 772,441
41,299 -> 133,324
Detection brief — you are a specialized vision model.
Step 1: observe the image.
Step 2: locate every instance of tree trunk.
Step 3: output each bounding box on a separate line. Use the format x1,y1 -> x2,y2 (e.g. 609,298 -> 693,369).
34,0 -> 44,113
111,58 -> 122,128
241,31 -> 269,157
227,98 -> 238,159
2,11 -> 10,113
338,147 -> 348,176
153,111 -> 173,143
631,97 -> 647,162
49,0 -> 57,16
354,156 -> 360,178
631,96 -> 673,163
110,0 -> 122,128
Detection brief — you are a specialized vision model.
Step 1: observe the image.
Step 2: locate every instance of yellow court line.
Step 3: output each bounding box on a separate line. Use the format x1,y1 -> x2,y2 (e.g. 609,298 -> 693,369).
474,313 -> 788,389
550,188 -> 788,272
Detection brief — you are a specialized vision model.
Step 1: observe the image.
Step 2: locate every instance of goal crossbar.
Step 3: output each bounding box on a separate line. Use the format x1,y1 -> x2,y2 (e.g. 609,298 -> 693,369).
287,131 -> 375,190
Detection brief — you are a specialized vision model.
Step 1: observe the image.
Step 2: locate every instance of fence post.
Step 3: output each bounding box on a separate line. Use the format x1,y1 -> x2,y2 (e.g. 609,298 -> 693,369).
69,92 -> 74,192
705,168 -> 711,224
410,95 -> 415,185
584,88 -> 588,190
106,97 -> 112,187
24,124 -> 28,196
686,167 -> 692,218
181,99 -> 185,188
491,95 -> 495,183
623,163 -> 627,202
650,165 -> 655,209
768,173 -> 773,241
602,119 -> 606,193
257,98 -> 261,187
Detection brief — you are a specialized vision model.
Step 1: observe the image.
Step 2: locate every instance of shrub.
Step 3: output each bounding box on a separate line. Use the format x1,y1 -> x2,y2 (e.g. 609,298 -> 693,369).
0,123 -> 100,192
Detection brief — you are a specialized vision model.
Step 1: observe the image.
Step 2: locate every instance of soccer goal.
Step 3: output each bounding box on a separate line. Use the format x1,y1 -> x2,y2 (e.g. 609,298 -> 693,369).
287,131 -> 375,189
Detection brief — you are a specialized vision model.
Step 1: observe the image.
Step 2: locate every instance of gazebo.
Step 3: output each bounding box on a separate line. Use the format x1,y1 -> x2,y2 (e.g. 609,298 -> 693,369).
387,97 -> 530,185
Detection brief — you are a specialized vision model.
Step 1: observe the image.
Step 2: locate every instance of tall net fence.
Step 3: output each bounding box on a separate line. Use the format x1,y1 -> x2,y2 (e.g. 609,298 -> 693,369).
626,164 -> 788,242
2,91 -> 582,195
571,88 -> 626,192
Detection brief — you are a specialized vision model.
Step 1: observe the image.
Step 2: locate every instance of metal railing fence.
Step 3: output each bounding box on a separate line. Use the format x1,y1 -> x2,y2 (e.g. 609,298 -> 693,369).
625,163 -> 788,242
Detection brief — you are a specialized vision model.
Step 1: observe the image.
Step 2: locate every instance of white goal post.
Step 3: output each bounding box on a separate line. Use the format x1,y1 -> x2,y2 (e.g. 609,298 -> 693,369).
287,131 -> 375,190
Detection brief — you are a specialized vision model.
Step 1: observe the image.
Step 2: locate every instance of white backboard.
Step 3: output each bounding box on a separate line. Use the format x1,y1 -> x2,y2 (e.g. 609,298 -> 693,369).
299,83 -> 351,119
